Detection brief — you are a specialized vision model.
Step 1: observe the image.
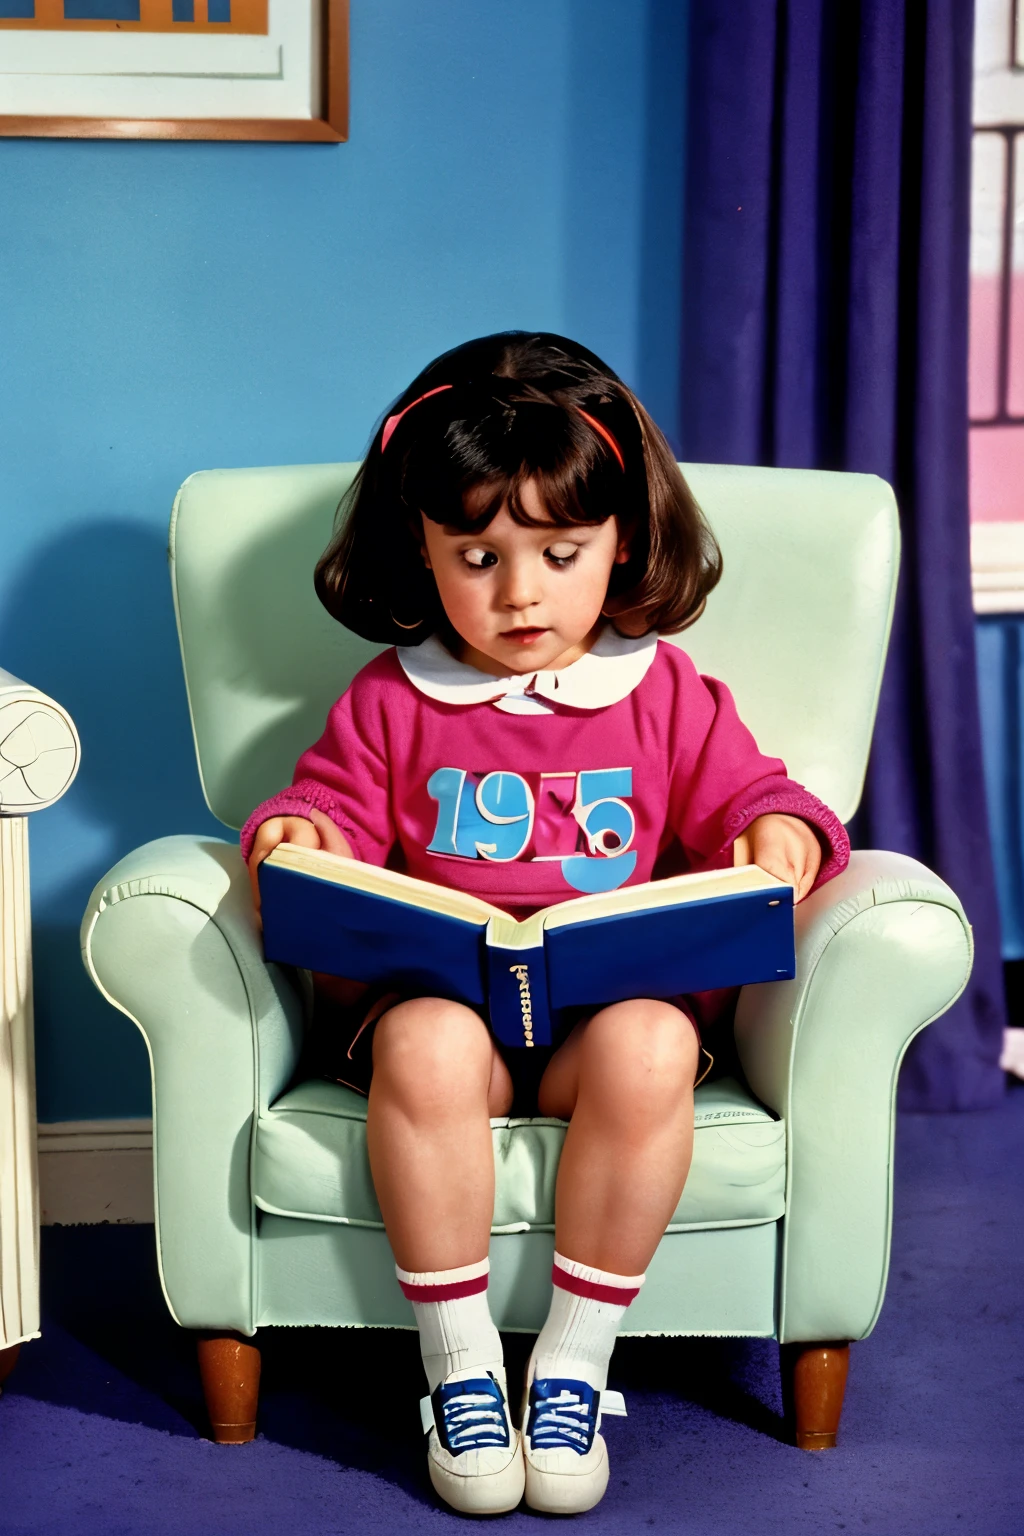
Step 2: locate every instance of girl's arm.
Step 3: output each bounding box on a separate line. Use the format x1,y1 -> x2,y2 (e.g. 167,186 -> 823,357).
247,805 -> 370,1010
246,807 -> 354,916
666,662 -> 849,898
239,660 -> 398,873
732,812 -> 821,902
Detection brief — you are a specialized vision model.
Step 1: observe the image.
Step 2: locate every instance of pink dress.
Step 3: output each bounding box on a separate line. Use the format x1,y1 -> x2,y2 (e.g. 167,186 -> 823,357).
243,628 -> 849,1094
242,628 -> 848,902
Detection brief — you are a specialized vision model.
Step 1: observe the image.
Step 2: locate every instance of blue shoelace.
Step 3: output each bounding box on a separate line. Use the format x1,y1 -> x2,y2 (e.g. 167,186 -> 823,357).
526,1378 -> 599,1455
432,1373 -> 511,1456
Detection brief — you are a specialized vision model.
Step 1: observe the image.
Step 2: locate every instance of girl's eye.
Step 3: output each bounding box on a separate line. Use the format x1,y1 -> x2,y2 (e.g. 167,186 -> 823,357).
459,545 -> 580,569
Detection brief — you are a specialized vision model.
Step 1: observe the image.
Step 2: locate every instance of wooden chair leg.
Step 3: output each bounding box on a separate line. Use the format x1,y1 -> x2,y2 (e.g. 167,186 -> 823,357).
0,1344 -> 21,1394
196,1332 -> 261,1444
780,1341 -> 850,1449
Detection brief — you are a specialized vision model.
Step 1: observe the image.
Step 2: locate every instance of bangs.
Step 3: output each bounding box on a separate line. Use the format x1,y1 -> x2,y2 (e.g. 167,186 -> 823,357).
428,464 -> 617,534
398,390 -> 636,535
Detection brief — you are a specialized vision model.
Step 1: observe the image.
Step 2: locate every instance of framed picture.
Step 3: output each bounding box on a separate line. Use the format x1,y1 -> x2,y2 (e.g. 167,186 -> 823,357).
0,0 -> 348,141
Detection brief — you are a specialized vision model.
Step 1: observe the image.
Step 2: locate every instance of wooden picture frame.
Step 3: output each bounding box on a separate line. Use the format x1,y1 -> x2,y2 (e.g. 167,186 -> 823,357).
0,0 -> 348,142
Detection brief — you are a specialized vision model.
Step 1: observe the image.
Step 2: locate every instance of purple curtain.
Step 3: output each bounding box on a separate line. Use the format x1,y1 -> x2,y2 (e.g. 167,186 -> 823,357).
680,0 -> 1005,1109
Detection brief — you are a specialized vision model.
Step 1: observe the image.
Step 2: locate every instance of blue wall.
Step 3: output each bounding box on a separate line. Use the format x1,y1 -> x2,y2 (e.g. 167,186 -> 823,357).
0,0 -> 687,1121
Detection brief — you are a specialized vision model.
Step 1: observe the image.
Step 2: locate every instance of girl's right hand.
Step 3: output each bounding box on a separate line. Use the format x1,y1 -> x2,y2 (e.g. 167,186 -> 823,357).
247,809 -> 354,918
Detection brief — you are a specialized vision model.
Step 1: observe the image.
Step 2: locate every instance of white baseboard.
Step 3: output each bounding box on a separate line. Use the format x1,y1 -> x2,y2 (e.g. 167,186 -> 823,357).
37,1119 -> 154,1225
972,521 -> 1024,613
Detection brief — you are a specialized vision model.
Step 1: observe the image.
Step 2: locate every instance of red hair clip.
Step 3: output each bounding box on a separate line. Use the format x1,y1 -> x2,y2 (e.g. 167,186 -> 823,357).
380,384 -> 454,452
576,408 -> 625,470
380,384 -> 624,472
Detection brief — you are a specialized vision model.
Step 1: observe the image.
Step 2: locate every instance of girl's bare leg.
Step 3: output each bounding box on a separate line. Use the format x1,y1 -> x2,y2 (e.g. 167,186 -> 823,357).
537,999 -> 699,1274
370,1000 -> 524,1515
366,997 -> 513,1271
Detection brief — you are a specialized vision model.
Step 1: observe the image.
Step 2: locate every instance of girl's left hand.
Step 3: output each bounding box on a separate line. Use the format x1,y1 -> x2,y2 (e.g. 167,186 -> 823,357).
733,813 -> 821,902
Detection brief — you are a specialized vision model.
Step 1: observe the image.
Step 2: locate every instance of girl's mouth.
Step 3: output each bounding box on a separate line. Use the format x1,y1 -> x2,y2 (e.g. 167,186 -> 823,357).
501,627 -> 548,644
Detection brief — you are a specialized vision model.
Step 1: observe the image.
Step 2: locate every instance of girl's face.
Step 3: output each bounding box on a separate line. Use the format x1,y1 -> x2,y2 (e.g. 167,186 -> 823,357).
420,478 -> 632,677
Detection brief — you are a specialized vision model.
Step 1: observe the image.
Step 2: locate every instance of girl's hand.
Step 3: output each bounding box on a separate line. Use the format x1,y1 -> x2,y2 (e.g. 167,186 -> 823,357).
733,812 -> 821,903
247,808 -> 354,918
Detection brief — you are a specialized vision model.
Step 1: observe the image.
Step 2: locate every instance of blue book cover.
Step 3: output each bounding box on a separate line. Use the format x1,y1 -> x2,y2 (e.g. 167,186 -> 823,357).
485,940 -> 555,1049
258,848 -> 795,1049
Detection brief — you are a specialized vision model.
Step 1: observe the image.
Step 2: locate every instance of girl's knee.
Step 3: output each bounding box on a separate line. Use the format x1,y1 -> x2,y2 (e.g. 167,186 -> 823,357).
372,996 -> 492,1105
581,999 -> 699,1106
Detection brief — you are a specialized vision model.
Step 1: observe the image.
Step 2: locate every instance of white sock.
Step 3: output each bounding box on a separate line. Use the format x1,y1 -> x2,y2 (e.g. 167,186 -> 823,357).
396,1257 -> 503,1394
531,1252 -> 646,1394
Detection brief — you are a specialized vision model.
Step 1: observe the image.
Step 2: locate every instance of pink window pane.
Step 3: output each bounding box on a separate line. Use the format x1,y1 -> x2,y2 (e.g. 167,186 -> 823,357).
970,425 -> 1024,519
971,273 -> 1002,420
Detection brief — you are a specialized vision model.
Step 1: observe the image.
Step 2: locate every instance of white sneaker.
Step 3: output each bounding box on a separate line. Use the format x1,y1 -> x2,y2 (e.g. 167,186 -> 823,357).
421,1367 -> 525,1514
522,1374 -> 626,1515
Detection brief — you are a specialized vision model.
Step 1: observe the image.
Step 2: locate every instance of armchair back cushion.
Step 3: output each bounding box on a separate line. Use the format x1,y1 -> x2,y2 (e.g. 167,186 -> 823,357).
169,463 -> 898,831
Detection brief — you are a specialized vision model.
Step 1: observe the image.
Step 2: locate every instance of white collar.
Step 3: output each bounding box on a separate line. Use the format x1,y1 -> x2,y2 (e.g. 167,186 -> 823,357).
396,626 -> 659,714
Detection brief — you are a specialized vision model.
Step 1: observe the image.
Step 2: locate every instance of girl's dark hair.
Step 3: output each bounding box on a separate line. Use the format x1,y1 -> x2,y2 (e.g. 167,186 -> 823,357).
315,331 -> 722,646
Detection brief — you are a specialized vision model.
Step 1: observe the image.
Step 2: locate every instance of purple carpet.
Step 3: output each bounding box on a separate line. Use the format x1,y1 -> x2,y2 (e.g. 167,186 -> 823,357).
2,1092 -> 1023,1535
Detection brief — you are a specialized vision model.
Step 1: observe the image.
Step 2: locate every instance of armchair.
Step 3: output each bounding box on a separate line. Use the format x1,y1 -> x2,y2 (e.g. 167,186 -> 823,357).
81,463 -> 971,1449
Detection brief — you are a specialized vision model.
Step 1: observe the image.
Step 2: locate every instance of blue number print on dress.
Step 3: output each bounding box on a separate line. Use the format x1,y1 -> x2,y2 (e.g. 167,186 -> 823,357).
427,768 -> 535,861
425,766 -> 464,854
426,767 -> 494,856
474,771 -> 535,861
423,764 -> 632,897
561,767 -> 637,893
427,766 -> 638,893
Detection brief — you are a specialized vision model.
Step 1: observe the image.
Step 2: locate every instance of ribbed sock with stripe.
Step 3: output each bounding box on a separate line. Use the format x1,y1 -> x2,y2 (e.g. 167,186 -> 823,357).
396,1257 -> 503,1394
531,1252 -> 645,1393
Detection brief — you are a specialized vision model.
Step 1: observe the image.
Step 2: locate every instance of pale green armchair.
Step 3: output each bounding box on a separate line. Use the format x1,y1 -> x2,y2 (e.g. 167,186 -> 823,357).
81,463 -> 971,1450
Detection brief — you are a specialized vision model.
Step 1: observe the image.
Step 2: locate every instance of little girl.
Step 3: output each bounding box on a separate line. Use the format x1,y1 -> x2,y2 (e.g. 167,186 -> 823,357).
242,332 -> 849,1516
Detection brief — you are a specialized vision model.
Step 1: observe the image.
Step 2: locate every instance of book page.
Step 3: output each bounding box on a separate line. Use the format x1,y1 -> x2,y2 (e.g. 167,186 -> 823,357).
540,864 -> 790,931
265,846 -> 791,939
264,844 -> 501,927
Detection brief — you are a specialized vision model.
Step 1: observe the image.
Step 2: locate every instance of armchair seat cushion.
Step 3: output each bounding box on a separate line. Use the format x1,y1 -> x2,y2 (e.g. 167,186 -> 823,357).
254,1075 -> 786,1234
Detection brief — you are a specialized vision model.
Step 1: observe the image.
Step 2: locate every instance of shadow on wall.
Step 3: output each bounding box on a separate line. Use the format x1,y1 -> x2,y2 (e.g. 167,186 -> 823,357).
0,519 -> 224,1122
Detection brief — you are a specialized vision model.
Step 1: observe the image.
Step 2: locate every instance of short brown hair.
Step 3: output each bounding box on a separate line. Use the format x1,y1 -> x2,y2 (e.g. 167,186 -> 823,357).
315,332 -> 722,646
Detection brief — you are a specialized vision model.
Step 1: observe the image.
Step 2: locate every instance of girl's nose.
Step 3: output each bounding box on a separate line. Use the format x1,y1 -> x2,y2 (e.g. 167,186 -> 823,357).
500,559 -> 542,609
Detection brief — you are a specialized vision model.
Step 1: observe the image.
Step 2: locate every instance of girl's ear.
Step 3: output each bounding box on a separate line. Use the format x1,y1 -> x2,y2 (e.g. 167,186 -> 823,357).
614,526 -> 633,564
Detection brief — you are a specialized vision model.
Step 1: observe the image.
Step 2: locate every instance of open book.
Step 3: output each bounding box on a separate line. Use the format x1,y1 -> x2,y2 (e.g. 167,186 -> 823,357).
258,848 -> 795,1050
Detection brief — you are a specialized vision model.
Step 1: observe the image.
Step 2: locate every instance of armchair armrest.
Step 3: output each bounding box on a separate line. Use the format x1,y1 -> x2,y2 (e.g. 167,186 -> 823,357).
734,850 -> 972,1345
81,836 -> 306,1334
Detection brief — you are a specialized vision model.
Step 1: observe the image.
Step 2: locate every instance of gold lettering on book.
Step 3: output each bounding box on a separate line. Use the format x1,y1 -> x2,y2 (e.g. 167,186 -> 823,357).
509,964 -> 535,1047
